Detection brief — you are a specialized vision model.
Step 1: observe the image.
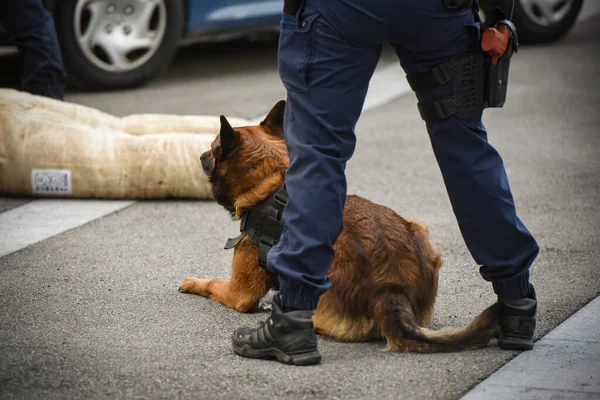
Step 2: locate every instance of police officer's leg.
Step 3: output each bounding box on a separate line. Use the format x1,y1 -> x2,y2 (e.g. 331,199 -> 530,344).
391,4 -> 538,349
271,22 -> 382,311
232,2 -> 382,364
0,0 -> 65,99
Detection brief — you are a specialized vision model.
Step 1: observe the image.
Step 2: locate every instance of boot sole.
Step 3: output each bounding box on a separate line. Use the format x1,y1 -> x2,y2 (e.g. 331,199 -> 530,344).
498,337 -> 534,351
233,344 -> 321,366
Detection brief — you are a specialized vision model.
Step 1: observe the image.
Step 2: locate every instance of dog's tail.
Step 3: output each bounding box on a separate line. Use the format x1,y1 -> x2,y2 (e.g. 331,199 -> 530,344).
375,292 -> 500,353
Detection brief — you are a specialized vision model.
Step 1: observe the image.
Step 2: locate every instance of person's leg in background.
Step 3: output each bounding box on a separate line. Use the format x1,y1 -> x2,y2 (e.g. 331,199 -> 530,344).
391,2 -> 539,350
232,1 -> 383,364
0,0 -> 65,99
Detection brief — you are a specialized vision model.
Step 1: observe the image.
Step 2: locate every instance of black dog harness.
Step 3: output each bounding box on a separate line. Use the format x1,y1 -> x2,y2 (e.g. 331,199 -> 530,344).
224,184 -> 288,271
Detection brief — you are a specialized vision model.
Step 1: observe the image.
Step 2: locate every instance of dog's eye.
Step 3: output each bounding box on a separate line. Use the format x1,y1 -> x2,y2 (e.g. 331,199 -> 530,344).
213,146 -> 222,159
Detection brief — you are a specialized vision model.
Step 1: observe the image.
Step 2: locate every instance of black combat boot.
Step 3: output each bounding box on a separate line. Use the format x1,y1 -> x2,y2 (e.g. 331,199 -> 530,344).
498,286 -> 537,350
232,295 -> 321,365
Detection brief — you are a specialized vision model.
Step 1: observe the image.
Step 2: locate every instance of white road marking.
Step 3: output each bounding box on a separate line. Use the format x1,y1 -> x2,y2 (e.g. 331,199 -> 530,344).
0,200 -> 134,258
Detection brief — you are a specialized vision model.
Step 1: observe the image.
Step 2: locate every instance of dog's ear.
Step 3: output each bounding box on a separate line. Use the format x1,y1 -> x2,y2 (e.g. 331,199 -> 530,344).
260,100 -> 286,138
218,115 -> 240,158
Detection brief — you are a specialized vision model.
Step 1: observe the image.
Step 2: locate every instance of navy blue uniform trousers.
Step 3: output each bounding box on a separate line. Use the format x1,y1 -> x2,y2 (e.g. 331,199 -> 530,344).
267,0 -> 539,310
0,0 -> 65,99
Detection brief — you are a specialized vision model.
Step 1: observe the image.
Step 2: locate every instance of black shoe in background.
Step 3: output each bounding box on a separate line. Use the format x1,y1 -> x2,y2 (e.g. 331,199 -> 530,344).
498,286 -> 537,350
232,295 -> 321,365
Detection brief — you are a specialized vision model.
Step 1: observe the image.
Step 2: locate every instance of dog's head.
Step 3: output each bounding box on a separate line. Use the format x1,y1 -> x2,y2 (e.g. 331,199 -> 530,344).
200,100 -> 288,219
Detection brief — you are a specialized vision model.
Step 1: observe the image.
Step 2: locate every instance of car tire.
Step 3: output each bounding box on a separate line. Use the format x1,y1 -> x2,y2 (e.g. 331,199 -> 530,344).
509,0 -> 583,44
55,0 -> 185,90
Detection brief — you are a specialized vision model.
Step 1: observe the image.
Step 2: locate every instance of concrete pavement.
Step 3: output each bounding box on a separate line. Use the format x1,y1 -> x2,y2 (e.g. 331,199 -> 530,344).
463,297 -> 600,400
1,6 -> 600,400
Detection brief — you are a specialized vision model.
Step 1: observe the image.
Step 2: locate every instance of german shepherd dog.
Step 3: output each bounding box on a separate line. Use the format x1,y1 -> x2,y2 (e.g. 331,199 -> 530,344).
180,101 -> 499,352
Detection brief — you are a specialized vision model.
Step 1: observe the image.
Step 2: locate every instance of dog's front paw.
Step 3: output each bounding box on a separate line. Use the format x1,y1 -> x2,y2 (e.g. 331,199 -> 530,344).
179,277 -> 205,295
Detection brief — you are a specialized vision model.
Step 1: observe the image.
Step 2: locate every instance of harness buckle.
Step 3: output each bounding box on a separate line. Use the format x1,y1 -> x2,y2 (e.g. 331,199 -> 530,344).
258,236 -> 277,269
272,186 -> 288,221
259,236 -> 277,247
239,211 -> 249,230
273,186 -> 288,209
274,193 -> 287,208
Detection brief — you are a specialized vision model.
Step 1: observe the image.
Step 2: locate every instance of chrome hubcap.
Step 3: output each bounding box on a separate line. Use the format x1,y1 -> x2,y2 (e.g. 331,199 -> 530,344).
74,0 -> 167,73
519,0 -> 575,27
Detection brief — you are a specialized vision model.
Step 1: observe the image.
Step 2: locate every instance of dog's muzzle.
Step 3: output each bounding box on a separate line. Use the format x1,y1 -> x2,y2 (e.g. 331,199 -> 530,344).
200,152 -> 214,176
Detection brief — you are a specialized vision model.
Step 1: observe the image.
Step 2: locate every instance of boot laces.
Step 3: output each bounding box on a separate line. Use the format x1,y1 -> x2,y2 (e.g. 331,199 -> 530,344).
250,316 -> 275,346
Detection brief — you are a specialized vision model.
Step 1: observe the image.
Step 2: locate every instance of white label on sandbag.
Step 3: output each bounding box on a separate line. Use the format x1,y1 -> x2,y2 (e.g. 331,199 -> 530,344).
31,169 -> 72,195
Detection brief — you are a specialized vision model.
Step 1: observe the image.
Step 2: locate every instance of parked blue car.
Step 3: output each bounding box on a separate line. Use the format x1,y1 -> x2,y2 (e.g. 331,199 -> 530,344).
34,0 -> 282,89
20,0 -> 583,89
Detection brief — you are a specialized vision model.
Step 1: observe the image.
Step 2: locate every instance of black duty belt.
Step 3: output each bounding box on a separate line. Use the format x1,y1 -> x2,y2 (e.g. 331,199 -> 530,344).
443,0 -> 475,9
224,184 -> 288,270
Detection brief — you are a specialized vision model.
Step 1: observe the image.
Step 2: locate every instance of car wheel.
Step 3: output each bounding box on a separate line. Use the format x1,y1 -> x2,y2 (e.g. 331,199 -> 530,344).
55,0 -> 184,90
511,0 -> 584,44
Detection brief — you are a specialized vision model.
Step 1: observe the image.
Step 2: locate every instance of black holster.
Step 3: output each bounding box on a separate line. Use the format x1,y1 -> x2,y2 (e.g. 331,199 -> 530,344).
408,20 -> 518,121
485,20 -> 518,108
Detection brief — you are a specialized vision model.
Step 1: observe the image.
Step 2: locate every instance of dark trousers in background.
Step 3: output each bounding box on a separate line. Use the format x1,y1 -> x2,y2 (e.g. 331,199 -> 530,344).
0,0 -> 65,99
267,0 -> 539,310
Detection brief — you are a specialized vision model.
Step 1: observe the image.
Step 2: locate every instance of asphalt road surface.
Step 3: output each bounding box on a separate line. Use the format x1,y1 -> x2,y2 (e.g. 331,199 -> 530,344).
1,10 -> 600,400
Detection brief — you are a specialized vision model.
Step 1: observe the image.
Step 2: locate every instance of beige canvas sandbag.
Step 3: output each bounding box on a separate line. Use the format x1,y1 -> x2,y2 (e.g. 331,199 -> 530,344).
0,89 -> 250,199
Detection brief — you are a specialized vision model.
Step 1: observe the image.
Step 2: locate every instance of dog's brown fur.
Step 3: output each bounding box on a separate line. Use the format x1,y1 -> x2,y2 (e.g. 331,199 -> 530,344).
180,101 -> 499,352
